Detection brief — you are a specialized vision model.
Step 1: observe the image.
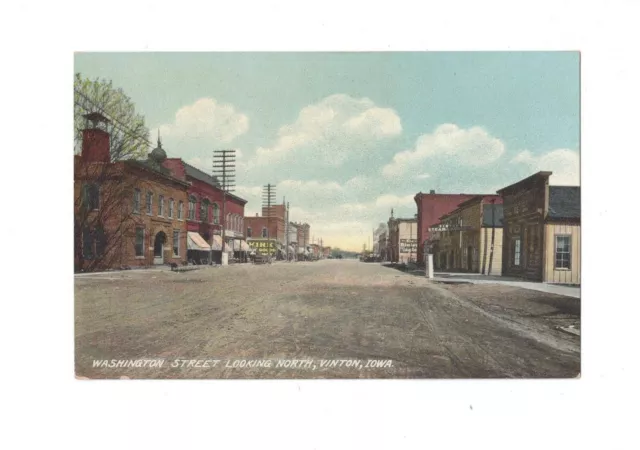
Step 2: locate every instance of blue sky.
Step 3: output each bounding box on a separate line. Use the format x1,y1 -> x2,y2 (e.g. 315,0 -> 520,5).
75,52 -> 580,251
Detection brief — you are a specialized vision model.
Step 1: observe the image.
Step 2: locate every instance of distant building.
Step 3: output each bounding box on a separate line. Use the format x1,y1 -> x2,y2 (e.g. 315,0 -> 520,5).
497,171 -> 580,284
244,203 -> 288,258
388,217 -> 418,263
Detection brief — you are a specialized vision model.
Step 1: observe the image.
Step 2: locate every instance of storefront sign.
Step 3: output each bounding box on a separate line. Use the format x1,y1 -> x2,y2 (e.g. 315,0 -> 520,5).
247,240 -> 277,251
399,239 -> 418,253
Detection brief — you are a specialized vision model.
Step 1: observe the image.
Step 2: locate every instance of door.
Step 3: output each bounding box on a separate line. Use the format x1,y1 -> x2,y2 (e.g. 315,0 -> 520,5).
154,231 -> 166,265
467,246 -> 473,271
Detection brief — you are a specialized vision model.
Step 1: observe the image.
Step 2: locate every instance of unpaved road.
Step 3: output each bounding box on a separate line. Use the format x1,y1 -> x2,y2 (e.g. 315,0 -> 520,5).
75,259 -> 580,379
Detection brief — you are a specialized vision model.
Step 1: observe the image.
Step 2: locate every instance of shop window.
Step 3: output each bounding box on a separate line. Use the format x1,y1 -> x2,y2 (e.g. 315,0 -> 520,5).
555,235 -> 571,270
135,228 -> 145,257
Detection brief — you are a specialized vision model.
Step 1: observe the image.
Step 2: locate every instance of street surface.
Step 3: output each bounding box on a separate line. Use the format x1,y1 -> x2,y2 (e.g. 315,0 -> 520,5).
75,259 -> 580,378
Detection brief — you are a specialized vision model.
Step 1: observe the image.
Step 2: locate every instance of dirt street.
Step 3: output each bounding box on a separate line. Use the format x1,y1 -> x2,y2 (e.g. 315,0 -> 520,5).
75,259 -> 580,379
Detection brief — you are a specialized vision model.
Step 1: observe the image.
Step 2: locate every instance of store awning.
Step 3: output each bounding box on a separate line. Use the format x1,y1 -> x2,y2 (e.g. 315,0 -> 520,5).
288,245 -> 295,254
238,240 -> 251,252
211,235 -> 223,251
187,232 -> 211,251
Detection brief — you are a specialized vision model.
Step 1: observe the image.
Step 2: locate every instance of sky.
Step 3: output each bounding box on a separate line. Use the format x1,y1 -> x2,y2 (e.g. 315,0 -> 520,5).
74,52 -> 580,252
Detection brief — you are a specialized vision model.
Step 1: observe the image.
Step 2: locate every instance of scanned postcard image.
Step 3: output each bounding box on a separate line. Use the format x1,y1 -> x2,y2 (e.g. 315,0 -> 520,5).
74,52 -> 580,379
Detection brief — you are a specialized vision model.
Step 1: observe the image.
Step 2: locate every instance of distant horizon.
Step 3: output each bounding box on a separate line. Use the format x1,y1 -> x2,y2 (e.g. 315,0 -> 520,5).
75,52 -> 580,251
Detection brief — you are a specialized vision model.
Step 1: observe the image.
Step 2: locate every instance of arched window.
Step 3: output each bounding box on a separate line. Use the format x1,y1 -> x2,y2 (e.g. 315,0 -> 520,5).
213,203 -> 220,224
82,183 -> 100,211
188,196 -> 196,220
200,199 -> 210,223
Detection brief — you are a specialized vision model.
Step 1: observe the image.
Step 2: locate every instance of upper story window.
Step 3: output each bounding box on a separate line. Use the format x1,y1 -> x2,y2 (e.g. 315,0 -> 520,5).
82,183 -> 100,211
262,227 -> 268,238
178,201 -> 184,220
146,192 -> 153,215
213,203 -> 220,224
168,199 -> 174,218
201,200 -> 209,223
158,195 -> 165,217
188,196 -> 196,220
247,227 -> 252,238
133,189 -> 141,214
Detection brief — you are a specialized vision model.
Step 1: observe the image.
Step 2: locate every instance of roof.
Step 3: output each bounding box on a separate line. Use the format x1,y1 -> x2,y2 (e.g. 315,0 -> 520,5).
482,204 -> 505,227
547,186 -> 581,220
127,160 -> 191,188
497,171 -> 552,195
183,162 -> 221,187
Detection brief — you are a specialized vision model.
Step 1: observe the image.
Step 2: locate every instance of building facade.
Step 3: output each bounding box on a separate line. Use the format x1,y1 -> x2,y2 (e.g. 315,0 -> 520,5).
75,114 -> 190,272
497,172 -> 581,284
430,195 -> 504,275
387,217 -> 418,263
414,191 -> 485,266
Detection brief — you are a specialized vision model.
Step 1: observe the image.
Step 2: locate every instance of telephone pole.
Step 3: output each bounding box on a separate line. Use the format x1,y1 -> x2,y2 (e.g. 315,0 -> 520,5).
212,149 -> 236,265
286,201 -> 290,262
262,184 -> 276,260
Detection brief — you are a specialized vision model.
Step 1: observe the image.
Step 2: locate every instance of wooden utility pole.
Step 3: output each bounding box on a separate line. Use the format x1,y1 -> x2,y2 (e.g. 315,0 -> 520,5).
262,184 -> 276,260
212,150 -> 236,264
488,199 -> 496,275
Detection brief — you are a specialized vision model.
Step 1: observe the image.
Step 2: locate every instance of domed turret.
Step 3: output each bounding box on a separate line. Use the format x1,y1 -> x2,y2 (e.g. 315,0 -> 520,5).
150,131 -> 167,163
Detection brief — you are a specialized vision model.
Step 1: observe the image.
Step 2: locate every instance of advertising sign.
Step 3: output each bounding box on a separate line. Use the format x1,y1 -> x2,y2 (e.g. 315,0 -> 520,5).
399,239 -> 418,253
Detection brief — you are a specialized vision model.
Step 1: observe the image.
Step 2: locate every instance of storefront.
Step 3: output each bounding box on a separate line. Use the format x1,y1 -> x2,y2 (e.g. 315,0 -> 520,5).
187,231 -> 211,265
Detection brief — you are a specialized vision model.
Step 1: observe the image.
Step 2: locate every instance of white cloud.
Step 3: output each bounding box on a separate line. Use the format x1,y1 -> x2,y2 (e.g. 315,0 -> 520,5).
250,94 -> 401,167
374,194 -> 415,208
511,148 -> 580,185
416,173 -> 430,180
153,98 -> 249,143
382,123 -> 505,177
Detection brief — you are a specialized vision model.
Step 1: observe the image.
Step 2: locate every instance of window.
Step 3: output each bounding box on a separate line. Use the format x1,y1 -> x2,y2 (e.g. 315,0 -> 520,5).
178,201 -> 183,220
168,199 -> 174,218
247,227 -> 252,238
82,227 -> 94,260
95,227 -> 106,258
158,195 -> 165,216
200,200 -> 209,223
82,183 -> 100,211
262,227 -> 268,238
555,235 -> 571,270
213,203 -> 220,224
146,192 -> 153,215
133,189 -> 141,213
513,237 -> 521,266
135,228 -> 145,257
173,230 -> 180,256
188,196 -> 196,220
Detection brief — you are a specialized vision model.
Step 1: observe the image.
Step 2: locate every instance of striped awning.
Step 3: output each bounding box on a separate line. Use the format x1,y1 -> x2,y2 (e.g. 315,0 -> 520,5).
187,232 -> 210,251
211,235 -> 223,251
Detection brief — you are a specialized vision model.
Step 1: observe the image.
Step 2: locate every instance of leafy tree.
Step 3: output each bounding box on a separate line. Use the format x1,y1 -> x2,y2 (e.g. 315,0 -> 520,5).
74,73 -> 149,160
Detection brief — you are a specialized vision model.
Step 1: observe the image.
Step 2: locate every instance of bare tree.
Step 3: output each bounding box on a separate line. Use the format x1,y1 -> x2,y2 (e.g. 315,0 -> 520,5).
74,74 -> 154,272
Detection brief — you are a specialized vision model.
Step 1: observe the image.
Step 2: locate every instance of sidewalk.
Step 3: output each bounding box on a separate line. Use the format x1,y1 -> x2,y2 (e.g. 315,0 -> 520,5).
432,272 -> 580,298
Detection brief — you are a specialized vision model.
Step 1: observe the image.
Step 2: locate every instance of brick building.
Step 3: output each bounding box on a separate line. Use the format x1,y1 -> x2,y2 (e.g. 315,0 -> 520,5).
244,203 -> 288,258
414,190 -> 486,266
74,113 -> 190,272
161,158 -> 249,264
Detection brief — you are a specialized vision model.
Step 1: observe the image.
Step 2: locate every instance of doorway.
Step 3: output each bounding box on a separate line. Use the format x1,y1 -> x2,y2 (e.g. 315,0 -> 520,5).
467,246 -> 473,271
154,231 -> 167,265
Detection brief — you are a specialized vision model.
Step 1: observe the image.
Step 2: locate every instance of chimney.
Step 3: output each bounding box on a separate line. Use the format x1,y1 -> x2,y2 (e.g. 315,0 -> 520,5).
429,190 -> 435,194
81,112 -> 111,163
